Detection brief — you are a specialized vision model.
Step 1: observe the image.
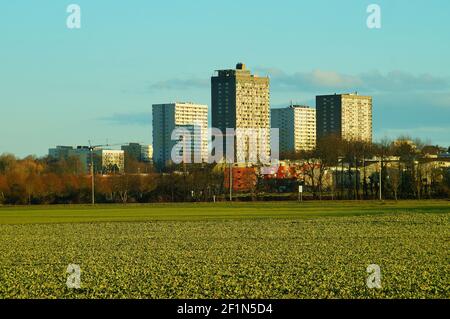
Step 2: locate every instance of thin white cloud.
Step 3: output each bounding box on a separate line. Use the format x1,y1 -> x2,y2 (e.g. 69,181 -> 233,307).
381,126 -> 450,135
97,112 -> 151,126
146,68 -> 449,95
255,68 -> 361,91
376,127 -> 450,146
360,70 -> 448,92
254,67 -> 449,93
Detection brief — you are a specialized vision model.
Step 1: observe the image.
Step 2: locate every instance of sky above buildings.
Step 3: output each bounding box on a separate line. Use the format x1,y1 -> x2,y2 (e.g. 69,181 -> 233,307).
1,0 -> 449,157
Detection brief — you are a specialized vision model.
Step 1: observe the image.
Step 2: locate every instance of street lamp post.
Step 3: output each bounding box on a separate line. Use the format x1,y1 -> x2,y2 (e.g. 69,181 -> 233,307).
90,148 -> 95,205
229,162 -> 233,202
379,156 -> 382,201
87,141 -> 128,206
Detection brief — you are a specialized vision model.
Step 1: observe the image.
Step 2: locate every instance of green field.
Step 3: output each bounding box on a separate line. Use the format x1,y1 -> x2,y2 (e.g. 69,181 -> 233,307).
0,201 -> 449,299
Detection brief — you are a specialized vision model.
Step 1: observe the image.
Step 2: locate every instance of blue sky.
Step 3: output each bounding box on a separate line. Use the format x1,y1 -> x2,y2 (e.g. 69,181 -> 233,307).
1,0 -> 449,157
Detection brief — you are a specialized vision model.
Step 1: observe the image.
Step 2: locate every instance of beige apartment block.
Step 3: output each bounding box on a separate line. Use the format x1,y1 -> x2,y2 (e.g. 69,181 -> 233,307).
212,63 -> 270,163
294,106 -> 316,151
316,93 -> 372,143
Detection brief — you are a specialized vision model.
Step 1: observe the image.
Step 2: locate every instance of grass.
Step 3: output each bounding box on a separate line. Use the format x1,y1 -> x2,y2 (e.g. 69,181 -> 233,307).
0,200 -> 449,298
0,200 -> 448,224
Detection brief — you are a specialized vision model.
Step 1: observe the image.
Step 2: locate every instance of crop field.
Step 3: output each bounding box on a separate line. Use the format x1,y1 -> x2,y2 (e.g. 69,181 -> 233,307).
0,201 -> 449,299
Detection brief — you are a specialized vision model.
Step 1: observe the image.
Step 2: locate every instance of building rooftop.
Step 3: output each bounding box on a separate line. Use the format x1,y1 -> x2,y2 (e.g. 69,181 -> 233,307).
290,105 -> 313,109
316,92 -> 372,98
236,62 -> 246,70
153,102 -> 208,107
213,62 -> 269,79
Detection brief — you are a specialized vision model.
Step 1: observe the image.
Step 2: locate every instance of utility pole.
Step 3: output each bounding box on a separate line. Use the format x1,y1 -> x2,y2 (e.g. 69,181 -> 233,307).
229,162 -> 233,201
363,156 -> 366,199
354,155 -> 358,200
87,140 -> 127,206
340,157 -> 344,199
90,148 -> 95,205
379,156 -> 382,201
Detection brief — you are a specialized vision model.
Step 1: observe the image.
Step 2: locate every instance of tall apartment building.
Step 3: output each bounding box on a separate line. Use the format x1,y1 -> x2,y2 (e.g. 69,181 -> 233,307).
152,102 -> 208,167
316,93 -> 372,143
211,63 -> 270,163
271,105 -> 316,154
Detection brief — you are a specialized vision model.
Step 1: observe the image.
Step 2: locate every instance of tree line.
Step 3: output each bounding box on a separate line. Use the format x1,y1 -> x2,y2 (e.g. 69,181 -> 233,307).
0,154 -> 224,204
278,135 -> 450,200
0,136 -> 449,204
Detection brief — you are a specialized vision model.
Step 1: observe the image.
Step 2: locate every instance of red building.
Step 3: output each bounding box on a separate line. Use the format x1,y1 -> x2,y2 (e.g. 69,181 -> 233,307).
224,166 -> 257,192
